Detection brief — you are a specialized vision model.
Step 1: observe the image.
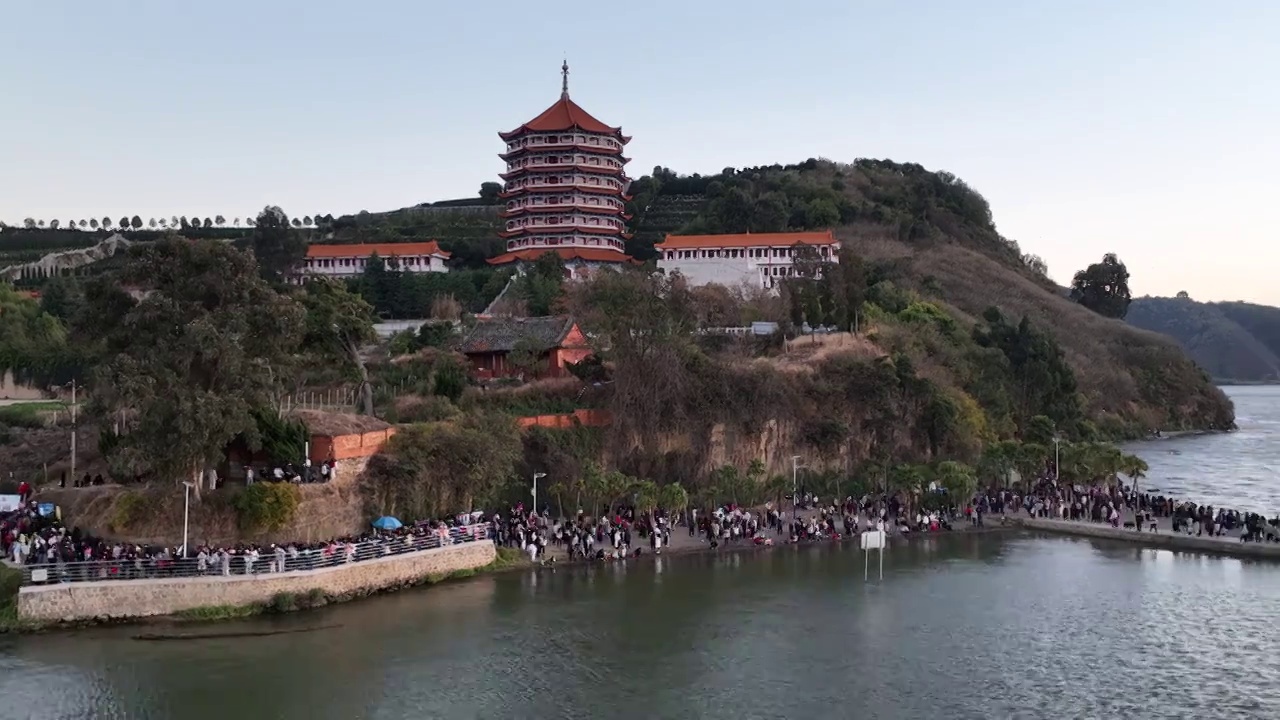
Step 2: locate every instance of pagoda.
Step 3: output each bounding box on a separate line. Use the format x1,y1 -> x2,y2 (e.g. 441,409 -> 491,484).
487,62 -> 635,279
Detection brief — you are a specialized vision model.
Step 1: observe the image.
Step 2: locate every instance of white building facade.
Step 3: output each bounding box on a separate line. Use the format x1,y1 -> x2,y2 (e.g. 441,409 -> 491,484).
302,241 -> 451,280
656,230 -> 840,290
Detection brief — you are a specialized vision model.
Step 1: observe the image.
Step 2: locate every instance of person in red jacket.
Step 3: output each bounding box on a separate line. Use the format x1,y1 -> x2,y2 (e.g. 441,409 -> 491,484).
17,481 -> 31,503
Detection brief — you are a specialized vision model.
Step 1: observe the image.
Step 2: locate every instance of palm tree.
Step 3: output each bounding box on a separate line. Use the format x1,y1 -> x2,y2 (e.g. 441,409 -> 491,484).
657,483 -> 689,516
935,461 -> 977,504
1120,454 -> 1148,494
1014,442 -> 1047,486
546,481 -> 569,520
630,479 -> 660,520
582,463 -> 606,518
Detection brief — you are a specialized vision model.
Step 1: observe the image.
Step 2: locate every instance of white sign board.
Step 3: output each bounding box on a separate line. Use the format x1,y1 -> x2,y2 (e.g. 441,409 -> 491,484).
860,529 -> 887,551
30,569 -> 48,583
0,495 -> 21,513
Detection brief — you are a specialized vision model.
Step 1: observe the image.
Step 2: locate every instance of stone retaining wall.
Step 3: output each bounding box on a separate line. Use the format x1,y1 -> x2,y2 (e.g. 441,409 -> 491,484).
1013,517 -> 1280,560
17,540 -> 496,623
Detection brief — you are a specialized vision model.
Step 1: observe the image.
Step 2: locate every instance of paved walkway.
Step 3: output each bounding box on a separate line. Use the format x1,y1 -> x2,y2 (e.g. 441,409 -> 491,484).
1010,509 -> 1280,560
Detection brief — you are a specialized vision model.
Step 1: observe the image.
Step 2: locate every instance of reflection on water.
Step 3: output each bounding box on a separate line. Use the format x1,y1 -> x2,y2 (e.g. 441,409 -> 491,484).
1124,385 -> 1280,513
3,532 -> 1280,719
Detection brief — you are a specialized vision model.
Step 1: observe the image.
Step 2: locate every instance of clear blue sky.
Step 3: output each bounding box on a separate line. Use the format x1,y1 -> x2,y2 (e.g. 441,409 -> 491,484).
2,1 -> 1276,303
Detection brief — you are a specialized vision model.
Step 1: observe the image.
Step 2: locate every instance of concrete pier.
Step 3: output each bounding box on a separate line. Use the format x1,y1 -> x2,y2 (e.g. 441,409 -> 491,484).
1010,516 -> 1280,561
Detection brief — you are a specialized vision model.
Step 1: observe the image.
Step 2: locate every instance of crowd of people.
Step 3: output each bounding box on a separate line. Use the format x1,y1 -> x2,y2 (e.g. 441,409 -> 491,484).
11,464 -> 1277,587
1007,476 -> 1280,543
2,499 -> 487,584
491,489 -> 987,565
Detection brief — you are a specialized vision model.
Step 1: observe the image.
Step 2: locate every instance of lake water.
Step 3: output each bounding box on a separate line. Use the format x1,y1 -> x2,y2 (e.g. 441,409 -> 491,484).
1123,385 -> 1280,513
1,386 -> 1278,720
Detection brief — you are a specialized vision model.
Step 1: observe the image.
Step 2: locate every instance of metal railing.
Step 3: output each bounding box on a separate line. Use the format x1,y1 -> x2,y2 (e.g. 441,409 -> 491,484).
16,523 -> 491,586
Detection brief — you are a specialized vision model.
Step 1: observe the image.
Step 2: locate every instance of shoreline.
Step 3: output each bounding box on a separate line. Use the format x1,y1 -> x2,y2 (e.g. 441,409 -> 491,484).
17,514 -> 1280,634
0,545 -> 526,634
3,525 -> 1017,634
1008,516 -> 1280,561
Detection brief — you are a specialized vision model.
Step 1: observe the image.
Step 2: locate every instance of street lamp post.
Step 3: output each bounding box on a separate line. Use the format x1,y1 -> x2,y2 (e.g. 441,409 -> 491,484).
791,455 -> 799,510
1052,437 -> 1062,483
181,481 -> 195,558
532,472 -> 547,517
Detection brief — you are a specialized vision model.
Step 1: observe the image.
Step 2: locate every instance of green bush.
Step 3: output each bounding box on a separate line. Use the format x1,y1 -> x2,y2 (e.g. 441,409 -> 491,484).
234,482 -> 300,532
252,409 -> 309,466
109,491 -> 154,533
432,359 -> 467,402
0,404 -> 56,429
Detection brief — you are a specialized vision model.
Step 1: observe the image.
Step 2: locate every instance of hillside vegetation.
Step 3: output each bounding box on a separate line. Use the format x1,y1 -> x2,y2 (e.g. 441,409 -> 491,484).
623,159 -> 1232,435
1128,296 -> 1280,383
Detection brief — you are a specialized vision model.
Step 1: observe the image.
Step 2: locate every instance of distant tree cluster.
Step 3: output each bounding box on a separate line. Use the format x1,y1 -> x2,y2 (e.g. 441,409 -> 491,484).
349,253 -> 512,319
8,213 -> 333,233
1071,253 -> 1132,319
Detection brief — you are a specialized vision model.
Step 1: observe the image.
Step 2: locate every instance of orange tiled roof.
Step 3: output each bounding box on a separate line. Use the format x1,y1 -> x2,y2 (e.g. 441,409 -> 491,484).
500,97 -> 624,139
305,241 -> 450,259
656,230 -> 836,250
487,247 -> 636,265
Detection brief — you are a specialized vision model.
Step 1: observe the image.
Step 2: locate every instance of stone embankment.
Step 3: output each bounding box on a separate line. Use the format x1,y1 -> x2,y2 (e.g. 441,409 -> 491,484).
1011,516 -> 1280,560
17,540 -> 495,624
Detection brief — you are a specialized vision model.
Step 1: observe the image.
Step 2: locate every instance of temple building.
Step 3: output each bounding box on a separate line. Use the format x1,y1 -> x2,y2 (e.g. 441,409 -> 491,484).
655,230 -> 840,290
486,62 -> 636,279
301,241 -> 451,280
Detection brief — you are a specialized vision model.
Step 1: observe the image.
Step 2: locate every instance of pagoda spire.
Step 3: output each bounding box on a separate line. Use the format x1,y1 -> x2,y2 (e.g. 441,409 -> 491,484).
560,59 -> 569,99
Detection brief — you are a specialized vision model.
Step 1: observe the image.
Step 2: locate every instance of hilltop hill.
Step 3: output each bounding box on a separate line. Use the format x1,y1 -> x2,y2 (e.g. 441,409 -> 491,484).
623,159 -> 1232,435
1128,296 -> 1280,383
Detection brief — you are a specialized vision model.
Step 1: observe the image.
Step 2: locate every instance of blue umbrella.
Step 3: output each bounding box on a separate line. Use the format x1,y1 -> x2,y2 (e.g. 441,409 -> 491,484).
371,516 -> 403,530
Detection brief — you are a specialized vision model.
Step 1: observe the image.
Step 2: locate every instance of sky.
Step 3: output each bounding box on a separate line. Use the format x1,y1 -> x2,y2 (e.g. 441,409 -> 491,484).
2,1 -> 1277,303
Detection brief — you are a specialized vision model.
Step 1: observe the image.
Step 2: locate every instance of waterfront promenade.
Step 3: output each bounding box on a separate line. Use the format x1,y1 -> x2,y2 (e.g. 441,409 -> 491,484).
1010,512 -> 1280,560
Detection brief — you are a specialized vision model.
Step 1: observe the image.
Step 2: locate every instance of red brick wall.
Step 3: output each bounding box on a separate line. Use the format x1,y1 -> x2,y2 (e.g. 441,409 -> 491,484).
309,428 -> 397,462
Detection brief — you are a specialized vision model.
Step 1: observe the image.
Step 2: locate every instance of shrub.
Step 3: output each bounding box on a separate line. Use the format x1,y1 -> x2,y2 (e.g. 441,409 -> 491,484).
432,359 -> 467,402
109,491 -> 155,533
394,395 -> 458,423
234,482 -> 300,532
267,592 -> 298,613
